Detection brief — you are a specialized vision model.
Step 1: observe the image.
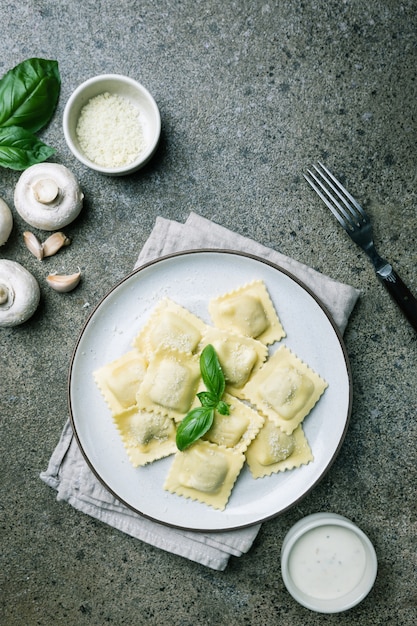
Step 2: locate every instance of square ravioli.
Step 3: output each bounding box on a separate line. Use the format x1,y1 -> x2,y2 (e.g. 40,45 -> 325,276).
201,327 -> 267,397
241,345 -> 328,434
114,407 -> 177,467
245,419 -> 313,478
133,297 -> 207,358
201,393 -> 264,453
93,349 -> 148,415
164,441 -> 246,510
208,280 -> 285,345
136,347 -> 201,420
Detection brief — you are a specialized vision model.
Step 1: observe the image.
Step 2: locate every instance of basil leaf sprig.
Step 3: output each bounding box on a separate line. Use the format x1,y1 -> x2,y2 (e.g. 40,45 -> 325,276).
0,58 -> 61,170
176,345 -> 230,451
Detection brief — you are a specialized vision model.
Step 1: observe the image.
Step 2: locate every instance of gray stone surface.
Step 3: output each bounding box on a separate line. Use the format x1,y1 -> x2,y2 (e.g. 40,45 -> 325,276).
1,1 -> 416,624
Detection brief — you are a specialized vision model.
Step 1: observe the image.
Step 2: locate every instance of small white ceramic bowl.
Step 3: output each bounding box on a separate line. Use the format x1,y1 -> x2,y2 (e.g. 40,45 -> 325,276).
281,513 -> 377,613
63,74 -> 161,176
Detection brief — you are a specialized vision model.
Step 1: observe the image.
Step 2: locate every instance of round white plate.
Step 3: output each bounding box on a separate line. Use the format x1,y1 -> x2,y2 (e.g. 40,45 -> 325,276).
69,250 -> 352,532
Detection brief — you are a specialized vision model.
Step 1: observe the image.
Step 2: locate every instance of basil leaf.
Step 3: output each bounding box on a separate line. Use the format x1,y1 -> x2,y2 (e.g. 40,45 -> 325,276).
176,407 -> 214,451
176,346 -> 229,450
200,344 -> 225,399
216,400 -> 230,416
0,126 -> 55,170
197,391 -> 219,409
0,58 -> 61,133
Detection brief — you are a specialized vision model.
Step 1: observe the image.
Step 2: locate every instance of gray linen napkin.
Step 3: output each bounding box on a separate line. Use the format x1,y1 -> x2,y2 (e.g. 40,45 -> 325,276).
40,212 -> 360,571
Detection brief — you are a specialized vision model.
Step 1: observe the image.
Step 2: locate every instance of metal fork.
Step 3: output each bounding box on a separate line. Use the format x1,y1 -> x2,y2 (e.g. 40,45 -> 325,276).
304,162 -> 417,333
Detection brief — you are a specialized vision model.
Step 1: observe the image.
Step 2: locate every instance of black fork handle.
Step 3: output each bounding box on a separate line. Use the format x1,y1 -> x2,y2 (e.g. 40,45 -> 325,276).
377,267 -> 417,333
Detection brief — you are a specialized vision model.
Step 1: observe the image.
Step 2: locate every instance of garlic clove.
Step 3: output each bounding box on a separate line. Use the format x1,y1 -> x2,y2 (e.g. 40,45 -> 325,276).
46,270 -> 81,292
23,231 -> 44,260
42,232 -> 71,257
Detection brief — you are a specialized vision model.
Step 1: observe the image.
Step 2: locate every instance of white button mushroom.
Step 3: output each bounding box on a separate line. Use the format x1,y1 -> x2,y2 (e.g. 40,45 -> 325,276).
0,198 -> 13,246
0,260 -> 40,327
14,163 -> 84,231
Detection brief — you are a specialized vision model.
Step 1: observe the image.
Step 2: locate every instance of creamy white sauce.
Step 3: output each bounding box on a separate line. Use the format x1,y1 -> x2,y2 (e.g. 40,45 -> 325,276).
288,525 -> 367,600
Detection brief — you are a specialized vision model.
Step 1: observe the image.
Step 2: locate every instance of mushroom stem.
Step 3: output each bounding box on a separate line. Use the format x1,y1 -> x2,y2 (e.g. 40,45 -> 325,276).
32,178 -> 59,204
0,283 -> 10,305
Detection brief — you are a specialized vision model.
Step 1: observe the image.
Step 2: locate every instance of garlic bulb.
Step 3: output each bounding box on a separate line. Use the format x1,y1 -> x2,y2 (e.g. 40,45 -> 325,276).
0,198 -> 13,246
0,260 -> 40,327
14,163 -> 84,231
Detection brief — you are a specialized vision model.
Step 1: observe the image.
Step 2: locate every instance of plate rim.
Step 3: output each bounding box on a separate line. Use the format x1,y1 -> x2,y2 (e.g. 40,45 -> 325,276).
68,248 -> 353,532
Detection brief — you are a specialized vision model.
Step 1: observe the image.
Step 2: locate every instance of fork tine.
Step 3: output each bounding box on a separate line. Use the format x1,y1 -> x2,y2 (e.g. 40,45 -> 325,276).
304,169 -> 356,231
316,161 -> 367,222
304,163 -> 368,231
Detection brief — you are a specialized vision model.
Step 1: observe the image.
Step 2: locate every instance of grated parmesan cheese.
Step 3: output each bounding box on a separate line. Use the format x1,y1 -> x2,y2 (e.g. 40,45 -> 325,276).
76,92 -> 146,168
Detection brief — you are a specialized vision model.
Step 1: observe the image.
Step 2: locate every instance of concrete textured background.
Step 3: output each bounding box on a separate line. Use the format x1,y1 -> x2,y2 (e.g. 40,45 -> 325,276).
1,1 -> 416,624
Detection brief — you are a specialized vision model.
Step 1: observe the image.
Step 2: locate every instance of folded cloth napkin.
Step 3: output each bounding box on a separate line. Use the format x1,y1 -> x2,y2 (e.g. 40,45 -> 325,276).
40,212 -> 360,571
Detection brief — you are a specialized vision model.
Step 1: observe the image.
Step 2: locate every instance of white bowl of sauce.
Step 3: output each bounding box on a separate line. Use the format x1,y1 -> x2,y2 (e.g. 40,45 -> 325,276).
281,513 -> 377,613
